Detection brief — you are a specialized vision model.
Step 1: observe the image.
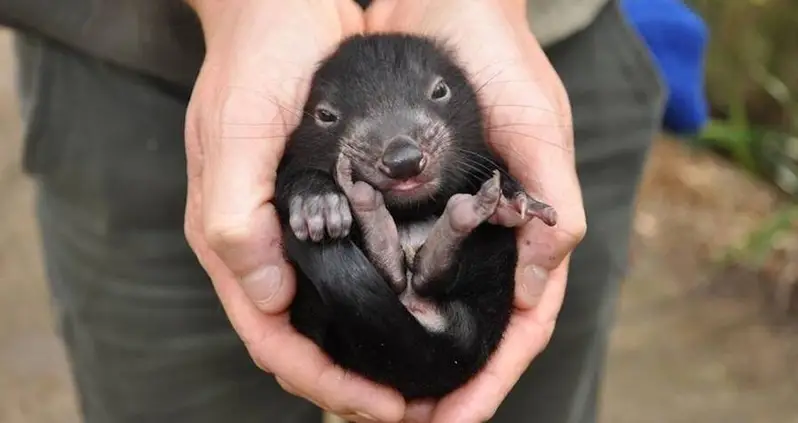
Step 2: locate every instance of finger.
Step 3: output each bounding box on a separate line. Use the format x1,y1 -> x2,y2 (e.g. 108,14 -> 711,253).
279,382 -> 387,422
258,325 -> 405,421
362,0 -> 398,31
404,400 -> 437,423
429,266 -> 568,423
190,195 -> 406,420
187,220 -> 405,421
513,216 -> 578,311
187,148 -> 399,420
336,413 -> 378,423
198,89 -> 296,314
336,0 -> 367,35
483,71 -> 584,309
185,186 -> 297,347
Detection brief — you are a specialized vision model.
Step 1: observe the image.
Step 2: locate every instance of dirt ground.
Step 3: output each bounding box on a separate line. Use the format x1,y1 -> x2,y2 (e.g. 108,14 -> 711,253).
0,29 -> 797,423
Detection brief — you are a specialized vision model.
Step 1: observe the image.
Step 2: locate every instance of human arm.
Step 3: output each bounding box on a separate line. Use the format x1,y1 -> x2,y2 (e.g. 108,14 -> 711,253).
181,1 -> 406,421
363,0 -> 587,421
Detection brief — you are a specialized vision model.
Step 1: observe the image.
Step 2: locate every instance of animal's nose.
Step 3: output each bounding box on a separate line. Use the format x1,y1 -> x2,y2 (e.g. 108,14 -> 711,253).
380,136 -> 425,179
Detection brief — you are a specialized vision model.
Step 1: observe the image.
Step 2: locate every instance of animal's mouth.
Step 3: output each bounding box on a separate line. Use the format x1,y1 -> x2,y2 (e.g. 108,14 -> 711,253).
385,176 -> 442,200
347,156 -> 440,201
388,179 -> 426,193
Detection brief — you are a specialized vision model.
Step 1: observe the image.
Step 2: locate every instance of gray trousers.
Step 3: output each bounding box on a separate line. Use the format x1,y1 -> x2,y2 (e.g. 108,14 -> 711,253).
13,1 -> 663,422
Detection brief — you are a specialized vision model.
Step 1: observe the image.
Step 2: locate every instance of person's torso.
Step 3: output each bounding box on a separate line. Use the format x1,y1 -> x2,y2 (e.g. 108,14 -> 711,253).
3,0 -> 610,88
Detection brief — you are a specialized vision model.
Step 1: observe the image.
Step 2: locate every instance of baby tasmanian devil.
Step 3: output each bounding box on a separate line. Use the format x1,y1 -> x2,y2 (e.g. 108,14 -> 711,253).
274,33 -> 557,400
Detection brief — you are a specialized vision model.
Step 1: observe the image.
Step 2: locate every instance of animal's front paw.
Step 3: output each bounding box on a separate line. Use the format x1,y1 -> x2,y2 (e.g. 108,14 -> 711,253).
334,153 -> 387,212
289,193 -> 353,242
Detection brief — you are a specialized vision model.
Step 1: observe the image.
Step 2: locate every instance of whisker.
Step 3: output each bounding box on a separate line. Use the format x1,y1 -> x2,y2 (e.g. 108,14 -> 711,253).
446,68 -> 505,123
450,148 -> 516,181
220,122 -> 289,127
221,84 -> 316,123
486,129 -> 572,152
450,152 -> 497,175
219,135 -> 289,140
485,122 -> 570,129
478,104 -> 564,116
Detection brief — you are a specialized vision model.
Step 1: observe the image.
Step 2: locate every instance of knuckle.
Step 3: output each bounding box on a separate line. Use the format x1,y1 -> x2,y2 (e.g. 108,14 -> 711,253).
289,215 -> 305,230
251,354 -> 271,373
204,217 -> 257,252
562,218 -> 587,246
469,384 -> 502,422
183,218 -> 198,249
308,218 -> 324,231
314,368 -> 350,414
275,376 -> 300,397
326,210 -> 340,222
245,344 -> 272,373
323,398 -> 347,416
477,408 -> 499,423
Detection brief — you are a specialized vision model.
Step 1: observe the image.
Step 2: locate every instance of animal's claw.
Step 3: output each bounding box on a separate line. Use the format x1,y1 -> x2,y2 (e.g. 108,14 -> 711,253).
485,173 -> 558,228
472,170 -> 502,219
511,192 -> 558,227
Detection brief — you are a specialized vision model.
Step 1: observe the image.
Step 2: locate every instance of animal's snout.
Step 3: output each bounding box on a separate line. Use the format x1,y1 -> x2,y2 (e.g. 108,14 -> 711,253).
380,136 -> 426,179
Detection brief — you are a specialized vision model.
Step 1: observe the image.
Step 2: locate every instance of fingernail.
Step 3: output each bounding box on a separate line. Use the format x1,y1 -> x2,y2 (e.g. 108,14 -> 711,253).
355,411 -> 377,421
520,264 -> 549,308
240,265 -> 283,310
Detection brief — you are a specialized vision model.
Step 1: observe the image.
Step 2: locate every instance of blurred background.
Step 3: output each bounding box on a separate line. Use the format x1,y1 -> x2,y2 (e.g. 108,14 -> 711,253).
0,1 -> 797,422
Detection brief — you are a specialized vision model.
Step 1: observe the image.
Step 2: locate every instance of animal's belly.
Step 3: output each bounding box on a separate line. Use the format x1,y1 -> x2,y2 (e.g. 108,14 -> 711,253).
396,218 -> 449,332
399,286 -> 447,332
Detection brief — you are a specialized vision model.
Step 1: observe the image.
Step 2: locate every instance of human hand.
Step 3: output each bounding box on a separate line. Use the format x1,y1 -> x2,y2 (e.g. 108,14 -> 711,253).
364,0 -> 587,421
182,1 -> 405,421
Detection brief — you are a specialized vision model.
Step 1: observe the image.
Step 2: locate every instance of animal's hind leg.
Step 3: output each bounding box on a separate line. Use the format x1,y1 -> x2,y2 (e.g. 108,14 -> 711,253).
335,155 -> 407,292
490,174 -> 558,228
411,170 -> 560,295
410,171 -> 503,294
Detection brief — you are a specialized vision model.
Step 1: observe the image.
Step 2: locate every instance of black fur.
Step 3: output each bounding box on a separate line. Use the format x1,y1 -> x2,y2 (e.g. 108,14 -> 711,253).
274,34 -> 530,399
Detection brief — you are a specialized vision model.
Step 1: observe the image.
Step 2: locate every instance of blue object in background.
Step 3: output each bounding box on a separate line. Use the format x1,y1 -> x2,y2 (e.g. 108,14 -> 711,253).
620,0 -> 710,136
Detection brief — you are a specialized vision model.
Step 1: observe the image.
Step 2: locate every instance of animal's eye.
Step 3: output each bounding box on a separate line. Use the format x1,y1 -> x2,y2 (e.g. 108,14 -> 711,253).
314,105 -> 339,127
429,78 -> 451,102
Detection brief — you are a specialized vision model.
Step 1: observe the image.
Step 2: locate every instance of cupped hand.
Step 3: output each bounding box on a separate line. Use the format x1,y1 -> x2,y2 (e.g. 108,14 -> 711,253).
365,0 -> 587,421
182,0 -> 405,421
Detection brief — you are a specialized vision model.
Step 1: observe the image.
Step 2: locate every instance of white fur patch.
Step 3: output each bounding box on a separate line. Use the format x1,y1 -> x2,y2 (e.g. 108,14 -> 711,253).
400,288 -> 448,333
396,218 -> 451,332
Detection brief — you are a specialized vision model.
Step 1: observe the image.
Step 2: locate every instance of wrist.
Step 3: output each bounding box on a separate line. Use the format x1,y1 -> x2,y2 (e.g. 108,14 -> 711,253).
184,0 -> 224,32
495,0 -> 532,31
497,0 -> 526,14
184,0 -> 270,47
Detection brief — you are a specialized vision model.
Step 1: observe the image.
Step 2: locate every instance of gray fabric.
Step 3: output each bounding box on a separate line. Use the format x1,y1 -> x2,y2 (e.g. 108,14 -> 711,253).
13,0 -> 663,422
526,0 -> 610,46
493,3 -> 664,421
0,0 -> 608,88
0,0 -> 204,87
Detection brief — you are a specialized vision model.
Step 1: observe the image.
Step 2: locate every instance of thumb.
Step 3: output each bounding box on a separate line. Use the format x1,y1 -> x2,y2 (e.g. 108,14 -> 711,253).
199,88 -> 296,314
204,202 -> 295,314
362,0 -> 398,30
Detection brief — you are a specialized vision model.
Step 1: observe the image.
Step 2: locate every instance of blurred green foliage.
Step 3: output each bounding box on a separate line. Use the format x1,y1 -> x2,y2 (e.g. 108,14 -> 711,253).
724,204 -> 798,267
687,0 -> 798,198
